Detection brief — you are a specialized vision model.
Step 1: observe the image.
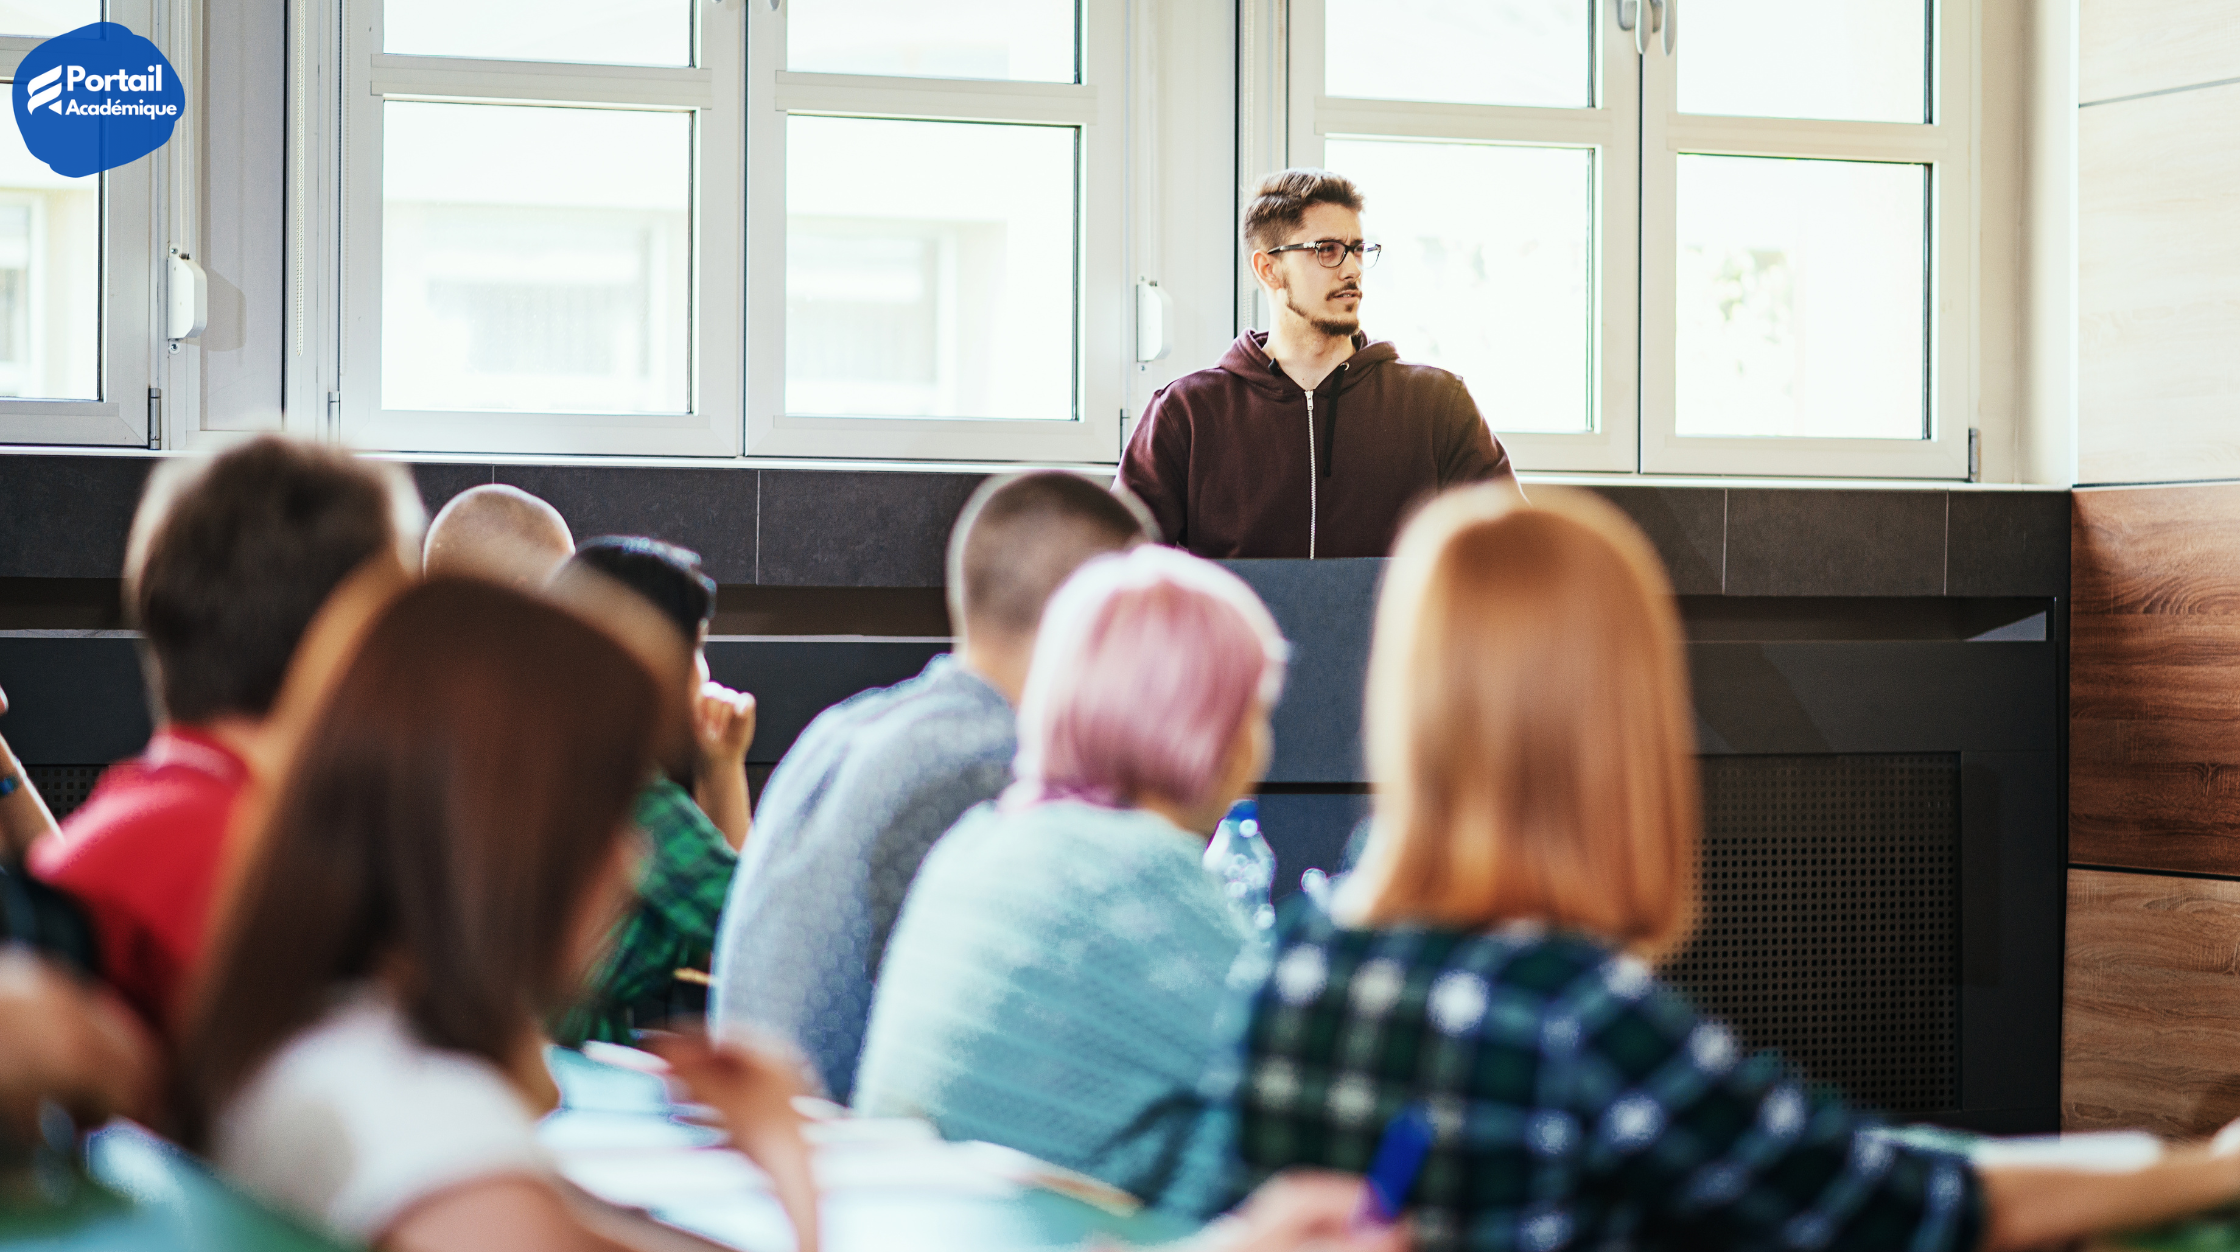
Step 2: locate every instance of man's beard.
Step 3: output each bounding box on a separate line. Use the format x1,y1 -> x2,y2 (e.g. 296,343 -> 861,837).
1282,285 -> 1360,338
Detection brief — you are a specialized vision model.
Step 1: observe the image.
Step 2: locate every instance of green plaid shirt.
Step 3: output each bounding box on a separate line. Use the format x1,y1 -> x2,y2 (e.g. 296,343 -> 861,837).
1230,908 -> 1983,1250
551,779 -> 737,1048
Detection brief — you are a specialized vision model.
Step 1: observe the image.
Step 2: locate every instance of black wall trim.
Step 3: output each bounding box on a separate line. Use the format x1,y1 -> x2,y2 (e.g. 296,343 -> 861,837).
2068,862 -> 2240,886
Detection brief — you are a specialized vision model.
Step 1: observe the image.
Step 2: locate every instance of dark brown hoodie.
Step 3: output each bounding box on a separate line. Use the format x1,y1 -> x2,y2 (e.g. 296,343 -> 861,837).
1115,331 -> 1515,559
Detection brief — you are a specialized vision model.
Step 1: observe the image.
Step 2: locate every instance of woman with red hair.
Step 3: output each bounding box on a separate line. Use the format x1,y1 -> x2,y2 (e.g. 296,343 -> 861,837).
1229,485 -> 2240,1250
855,545 -> 1285,1219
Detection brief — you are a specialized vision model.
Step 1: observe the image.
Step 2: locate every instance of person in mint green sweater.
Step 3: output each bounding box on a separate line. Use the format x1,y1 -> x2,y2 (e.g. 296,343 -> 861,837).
854,546 -> 1287,1219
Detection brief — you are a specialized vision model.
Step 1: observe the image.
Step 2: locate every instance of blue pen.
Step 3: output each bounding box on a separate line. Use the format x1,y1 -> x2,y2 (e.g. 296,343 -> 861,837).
1357,1104 -> 1436,1225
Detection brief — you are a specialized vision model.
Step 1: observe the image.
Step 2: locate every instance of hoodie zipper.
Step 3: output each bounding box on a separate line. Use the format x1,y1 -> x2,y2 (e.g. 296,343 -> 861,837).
1304,390 -> 1318,559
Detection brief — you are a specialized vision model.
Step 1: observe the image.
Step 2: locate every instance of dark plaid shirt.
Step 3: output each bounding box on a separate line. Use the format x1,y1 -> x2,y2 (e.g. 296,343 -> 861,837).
551,779 -> 736,1048
1230,909 -> 1983,1250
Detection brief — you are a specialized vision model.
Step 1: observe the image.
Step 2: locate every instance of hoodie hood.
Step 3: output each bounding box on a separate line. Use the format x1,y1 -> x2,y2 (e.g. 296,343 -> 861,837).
1218,330 -> 1400,399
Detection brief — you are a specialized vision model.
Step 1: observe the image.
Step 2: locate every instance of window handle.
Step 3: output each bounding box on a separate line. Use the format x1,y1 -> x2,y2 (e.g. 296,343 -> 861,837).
1620,0 -> 1646,55
1659,0 -> 1676,55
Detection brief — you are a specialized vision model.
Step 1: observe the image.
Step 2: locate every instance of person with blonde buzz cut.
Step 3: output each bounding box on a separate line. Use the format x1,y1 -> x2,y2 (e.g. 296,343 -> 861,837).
421,483 -> 575,588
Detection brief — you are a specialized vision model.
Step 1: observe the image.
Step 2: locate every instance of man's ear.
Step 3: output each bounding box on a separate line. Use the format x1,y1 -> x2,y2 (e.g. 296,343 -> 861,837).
1248,247 -> 1278,292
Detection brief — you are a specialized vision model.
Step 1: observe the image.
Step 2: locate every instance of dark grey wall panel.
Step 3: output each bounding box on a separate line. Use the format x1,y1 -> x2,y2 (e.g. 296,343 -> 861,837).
402,462 -> 493,518
1583,486 -> 1725,595
0,637 -> 150,763
0,452 -> 2076,604
703,638 -> 949,763
1726,489 -> 1947,597
1691,642 -> 2057,755
756,470 -> 986,588
1222,559 -> 1380,784
1948,491 -> 2070,598
1955,748 -> 2063,1128
0,457 -> 152,580
496,466 -> 759,583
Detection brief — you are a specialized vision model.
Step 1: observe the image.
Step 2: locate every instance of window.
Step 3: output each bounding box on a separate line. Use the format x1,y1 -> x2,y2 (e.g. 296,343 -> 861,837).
339,0 -> 743,456
0,0 -> 159,447
339,0 -> 1125,460
1283,0 -> 1975,478
744,0 -> 1124,462
1288,0 -> 1638,471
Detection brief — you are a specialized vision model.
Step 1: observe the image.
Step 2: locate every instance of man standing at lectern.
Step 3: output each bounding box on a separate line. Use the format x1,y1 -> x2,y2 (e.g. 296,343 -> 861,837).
1117,168 -> 1518,559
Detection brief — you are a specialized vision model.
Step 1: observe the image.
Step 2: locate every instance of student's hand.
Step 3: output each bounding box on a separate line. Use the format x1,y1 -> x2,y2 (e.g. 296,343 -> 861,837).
0,949 -> 159,1138
0,686 -> 62,861
1190,1170 -> 1410,1251
644,1029 -> 818,1250
691,682 -> 756,850
693,682 -> 757,769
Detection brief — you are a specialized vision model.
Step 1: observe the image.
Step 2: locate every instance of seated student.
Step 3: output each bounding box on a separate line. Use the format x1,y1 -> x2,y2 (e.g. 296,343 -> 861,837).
546,538 -> 753,1047
29,437 -> 421,1031
1231,485 -> 2240,1250
713,471 -> 1151,1102
177,579 -> 820,1250
424,493 -> 755,850
854,546 -> 1284,1217
421,483 -> 575,589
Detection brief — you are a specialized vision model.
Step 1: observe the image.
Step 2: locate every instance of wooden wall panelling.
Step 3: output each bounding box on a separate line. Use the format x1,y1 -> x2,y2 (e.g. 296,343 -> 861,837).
2072,485 -> 2240,875
2064,868 -> 2240,1136
2079,83 -> 2240,486
2080,0 -> 2240,105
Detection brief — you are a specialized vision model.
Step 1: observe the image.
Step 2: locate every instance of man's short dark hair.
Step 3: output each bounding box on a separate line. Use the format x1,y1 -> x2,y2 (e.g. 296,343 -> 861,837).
567,537 -> 716,642
126,438 -> 418,725
946,472 -> 1157,642
1241,167 -> 1365,253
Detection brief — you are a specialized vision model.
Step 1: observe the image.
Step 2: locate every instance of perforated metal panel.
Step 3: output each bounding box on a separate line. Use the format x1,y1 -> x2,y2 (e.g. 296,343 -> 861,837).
1661,753 -> 1959,1114
21,765 -> 106,822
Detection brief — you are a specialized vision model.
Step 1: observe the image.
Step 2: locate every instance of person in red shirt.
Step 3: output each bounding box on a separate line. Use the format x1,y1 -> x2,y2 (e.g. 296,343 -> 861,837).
29,438 -> 422,1032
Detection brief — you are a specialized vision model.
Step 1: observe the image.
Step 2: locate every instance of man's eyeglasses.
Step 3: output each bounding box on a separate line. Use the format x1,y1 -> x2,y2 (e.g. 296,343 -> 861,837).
1265,238 -> 1382,269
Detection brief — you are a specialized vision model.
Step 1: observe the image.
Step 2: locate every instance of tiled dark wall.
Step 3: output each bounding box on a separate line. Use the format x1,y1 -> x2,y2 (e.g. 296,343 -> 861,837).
0,453 -> 2069,596
1577,486 -> 2070,599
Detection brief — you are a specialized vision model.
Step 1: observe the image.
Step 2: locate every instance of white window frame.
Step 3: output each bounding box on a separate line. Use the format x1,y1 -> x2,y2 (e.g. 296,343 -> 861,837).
741,1 -> 1127,463
336,0 -> 744,457
1638,0 -> 1973,478
0,4 -> 160,449
1282,0 -> 1640,474
1274,0 -> 1978,480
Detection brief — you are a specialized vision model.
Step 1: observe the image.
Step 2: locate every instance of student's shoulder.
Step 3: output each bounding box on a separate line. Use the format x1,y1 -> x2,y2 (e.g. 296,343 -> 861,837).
1368,352 -> 1476,404
1271,912 -> 1617,995
1146,362 -> 1258,412
831,678 -> 1013,767
32,770 -> 236,880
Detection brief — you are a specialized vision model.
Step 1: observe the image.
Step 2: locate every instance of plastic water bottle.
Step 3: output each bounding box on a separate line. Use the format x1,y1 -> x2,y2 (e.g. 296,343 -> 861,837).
1204,799 -> 1277,934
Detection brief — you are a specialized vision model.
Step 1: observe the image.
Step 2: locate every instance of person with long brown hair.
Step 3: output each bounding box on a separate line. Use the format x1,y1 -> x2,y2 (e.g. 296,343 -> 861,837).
175,578 -> 815,1250
1227,485 -> 2240,1250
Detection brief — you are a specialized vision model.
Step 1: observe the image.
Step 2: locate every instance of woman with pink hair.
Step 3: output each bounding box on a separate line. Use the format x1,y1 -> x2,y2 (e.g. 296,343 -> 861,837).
854,545 -> 1285,1219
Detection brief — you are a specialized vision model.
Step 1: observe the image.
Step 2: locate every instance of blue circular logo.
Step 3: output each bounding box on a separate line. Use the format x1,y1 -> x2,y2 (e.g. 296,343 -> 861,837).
12,23 -> 184,178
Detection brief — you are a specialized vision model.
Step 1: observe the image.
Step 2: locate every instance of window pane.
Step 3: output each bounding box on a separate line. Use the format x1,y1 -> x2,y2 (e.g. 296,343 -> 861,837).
1323,138 -> 1592,435
0,1 -> 100,37
383,103 -> 690,414
1679,0 -> 1928,123
0,102 -> 97,400
788,0 -> 1075,83
1325,0 -> 1590,110
384,0 -> 690,67
1676,156 -> 1925,439
787,116 -> 1075,420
